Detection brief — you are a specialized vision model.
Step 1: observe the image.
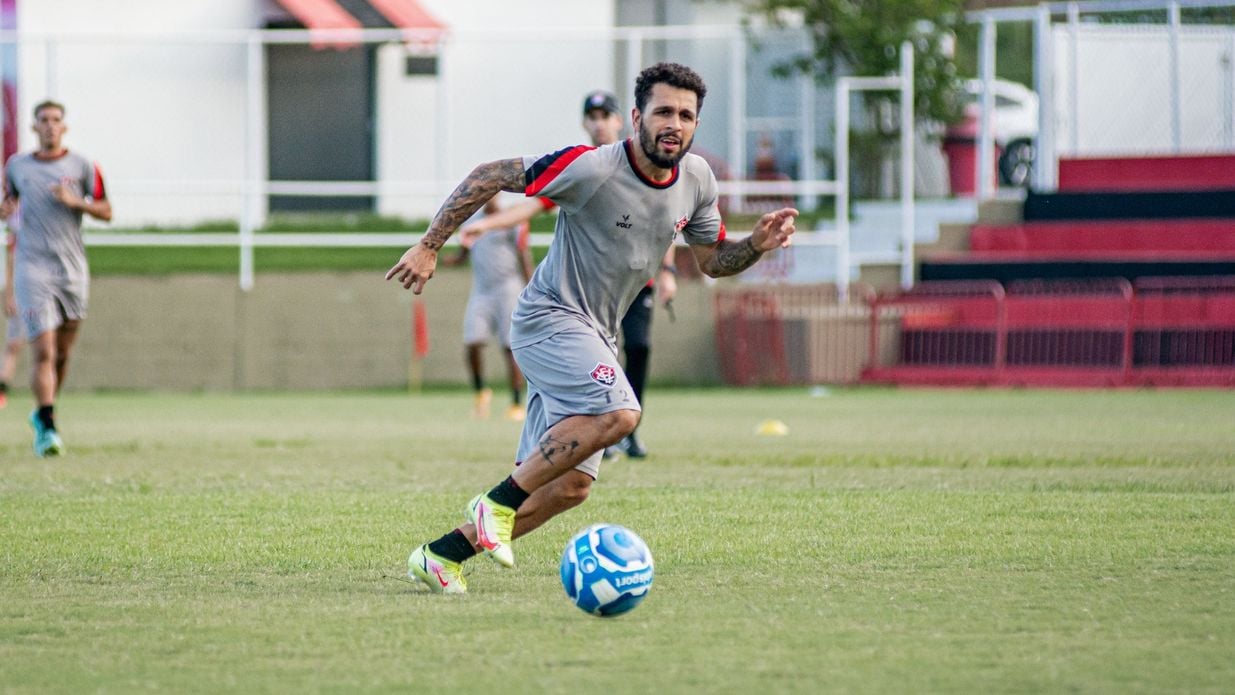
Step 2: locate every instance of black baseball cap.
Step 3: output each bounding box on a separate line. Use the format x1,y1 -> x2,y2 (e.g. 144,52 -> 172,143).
582,90 -> 620,116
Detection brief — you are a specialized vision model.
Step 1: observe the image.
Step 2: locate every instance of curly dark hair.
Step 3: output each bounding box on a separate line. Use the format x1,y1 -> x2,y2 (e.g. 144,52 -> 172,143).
634,62 -> 707,114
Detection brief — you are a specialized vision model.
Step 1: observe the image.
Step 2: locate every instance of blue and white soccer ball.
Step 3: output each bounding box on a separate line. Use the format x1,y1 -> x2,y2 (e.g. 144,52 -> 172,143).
559,523 -> 654,617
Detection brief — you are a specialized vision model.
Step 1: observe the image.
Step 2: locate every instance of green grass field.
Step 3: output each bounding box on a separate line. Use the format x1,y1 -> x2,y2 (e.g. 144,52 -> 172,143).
2,388 -> 1233,693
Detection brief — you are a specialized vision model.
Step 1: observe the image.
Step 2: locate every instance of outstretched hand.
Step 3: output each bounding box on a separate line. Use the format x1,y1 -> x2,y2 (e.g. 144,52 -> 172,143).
750,207 -> 799,252
385,243 -> 438,294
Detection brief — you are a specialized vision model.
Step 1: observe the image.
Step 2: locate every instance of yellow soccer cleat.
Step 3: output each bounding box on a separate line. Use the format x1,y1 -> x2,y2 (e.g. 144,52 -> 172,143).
466,493 -> 516,568
505,404 -> 526,422
472,388 -> 493,419
408,544 -> 467,594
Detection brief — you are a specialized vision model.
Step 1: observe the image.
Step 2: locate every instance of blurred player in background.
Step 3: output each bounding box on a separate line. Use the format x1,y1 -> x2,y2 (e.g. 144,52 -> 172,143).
388,62 -> 797,594
460,89 -> 678,459
442,196 -> 535,421
1,100 -> 111,457
1,223 -> 25,408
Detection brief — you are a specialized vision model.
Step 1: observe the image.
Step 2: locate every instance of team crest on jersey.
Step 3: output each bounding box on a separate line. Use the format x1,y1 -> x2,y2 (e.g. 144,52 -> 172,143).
590,362 -> 618,388
674,215 -> 690,232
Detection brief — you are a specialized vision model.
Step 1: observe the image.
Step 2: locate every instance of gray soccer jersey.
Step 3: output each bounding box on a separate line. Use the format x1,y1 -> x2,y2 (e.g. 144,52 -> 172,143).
511,140 -> 724,350
469,225 -> 526,296
462,225 -> 527,347
5,151 -> 103,336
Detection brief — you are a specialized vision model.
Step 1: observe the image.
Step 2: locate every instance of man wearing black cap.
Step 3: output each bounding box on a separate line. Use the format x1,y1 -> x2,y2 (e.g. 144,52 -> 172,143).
461,89 -> 679,459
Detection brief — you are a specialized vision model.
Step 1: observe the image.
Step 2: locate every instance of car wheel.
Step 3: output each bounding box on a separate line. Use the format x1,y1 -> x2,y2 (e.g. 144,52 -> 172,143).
998,138 -> 1035,187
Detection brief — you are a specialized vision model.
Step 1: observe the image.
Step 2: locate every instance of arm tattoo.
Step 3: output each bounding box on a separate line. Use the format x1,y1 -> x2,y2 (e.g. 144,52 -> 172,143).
418,158 -> 526,251
706,236 -> 763,277
537,434 -> 581,466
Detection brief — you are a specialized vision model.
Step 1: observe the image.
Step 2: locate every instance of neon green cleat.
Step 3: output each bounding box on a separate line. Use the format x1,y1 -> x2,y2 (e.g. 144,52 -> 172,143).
466,493 -> 516,568
29,411 -> 64,458
408,544 -> 467,594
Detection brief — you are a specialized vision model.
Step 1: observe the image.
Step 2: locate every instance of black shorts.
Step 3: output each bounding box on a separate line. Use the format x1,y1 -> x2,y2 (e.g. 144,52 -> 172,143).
621,285 -> 654,350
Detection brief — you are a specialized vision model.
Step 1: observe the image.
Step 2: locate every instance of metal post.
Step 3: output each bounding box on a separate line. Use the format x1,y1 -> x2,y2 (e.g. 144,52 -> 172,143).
1168,1 -> 1183,152
798,31 -> 817,211
240,31 -> 263,292
1033,4 -> 1056,190
728,31 -> 746,212
835,79 -> 850,303
978,17 -> 997,200
1228,31 -> 1235,149
899,41 -> 915,290
1068,2 -> 1080,154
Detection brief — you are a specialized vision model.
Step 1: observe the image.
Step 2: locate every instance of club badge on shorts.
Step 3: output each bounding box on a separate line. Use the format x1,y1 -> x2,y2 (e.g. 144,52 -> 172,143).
590,362 -> 617,388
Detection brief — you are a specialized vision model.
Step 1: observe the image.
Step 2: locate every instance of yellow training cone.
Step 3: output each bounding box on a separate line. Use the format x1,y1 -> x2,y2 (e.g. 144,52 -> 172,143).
756,419 -> 789,436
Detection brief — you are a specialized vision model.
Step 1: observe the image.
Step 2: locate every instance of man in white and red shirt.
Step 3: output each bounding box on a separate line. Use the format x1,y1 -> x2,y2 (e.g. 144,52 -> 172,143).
1,100 -> 112,457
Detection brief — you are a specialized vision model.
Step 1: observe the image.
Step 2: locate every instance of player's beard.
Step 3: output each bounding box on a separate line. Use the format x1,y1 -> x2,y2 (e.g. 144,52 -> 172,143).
638,119 -> 693,170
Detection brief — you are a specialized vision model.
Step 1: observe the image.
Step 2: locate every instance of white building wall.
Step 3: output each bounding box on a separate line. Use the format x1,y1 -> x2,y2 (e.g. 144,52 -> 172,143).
13,0 -> 618,226
377,0 -> 616,218
14,0 -> 259,227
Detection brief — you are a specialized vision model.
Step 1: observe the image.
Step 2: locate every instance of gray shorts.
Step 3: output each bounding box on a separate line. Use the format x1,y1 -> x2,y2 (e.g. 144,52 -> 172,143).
462,287 -> 518,347
15,262 -> 88,339
6,314 -> 23,342
513,327 -> 641,479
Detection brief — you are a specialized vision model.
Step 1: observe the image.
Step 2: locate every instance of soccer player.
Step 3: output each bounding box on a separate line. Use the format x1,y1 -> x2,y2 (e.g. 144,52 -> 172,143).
0,100 -> 111,456
388,63 -> 796,594
1,226 -> 25,409
461,89 -> 678,459
442,196 -> 535,421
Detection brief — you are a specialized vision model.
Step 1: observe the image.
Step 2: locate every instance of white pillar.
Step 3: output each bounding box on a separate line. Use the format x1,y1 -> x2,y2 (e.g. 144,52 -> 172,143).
1033,4 -> 1056,190
835,79 -> 850,302
899,41 -> 915,290
1168,1 -> 1183,152
977,17 -> 997,200
727,31 -> 746,211
240,31 -> 264,292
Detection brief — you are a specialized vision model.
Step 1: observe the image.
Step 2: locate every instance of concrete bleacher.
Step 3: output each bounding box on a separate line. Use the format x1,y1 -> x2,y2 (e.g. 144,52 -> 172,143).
920,154 -> 1235,284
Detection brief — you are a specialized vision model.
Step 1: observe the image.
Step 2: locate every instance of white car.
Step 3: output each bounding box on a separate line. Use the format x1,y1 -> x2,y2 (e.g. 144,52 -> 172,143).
964,78 -> 1039,187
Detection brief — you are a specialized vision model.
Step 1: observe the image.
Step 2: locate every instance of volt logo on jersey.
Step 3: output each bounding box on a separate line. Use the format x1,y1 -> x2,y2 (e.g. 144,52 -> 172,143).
615,214 -> 633,229
590,363 -> 618,387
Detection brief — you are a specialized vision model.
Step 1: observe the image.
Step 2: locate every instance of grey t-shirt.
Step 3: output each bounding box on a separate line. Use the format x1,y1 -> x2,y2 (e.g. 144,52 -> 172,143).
469,224 -> 526,296
511,140 -> 723,350
4,150 -> 102,281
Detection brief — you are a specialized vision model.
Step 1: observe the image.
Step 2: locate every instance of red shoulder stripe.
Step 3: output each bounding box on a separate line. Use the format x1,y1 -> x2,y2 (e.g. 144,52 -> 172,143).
92,163 -> 106,199
525,145 -> 594,197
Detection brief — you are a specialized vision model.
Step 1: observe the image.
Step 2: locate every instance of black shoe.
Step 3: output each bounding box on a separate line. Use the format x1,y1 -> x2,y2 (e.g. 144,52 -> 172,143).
623,433 -> 647,458
602,445 -> 621,461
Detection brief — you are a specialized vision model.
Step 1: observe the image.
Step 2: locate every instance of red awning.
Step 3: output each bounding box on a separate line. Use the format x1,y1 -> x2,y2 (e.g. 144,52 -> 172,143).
273,0 -> 445,50
367,0 -> 444,32
367,0 -> 445,50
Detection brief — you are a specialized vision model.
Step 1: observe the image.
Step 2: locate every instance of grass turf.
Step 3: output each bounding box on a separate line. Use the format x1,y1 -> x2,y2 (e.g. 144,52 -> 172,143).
1,388 -> 1233,693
